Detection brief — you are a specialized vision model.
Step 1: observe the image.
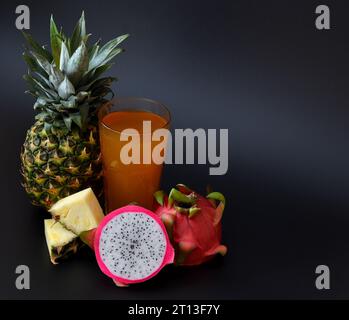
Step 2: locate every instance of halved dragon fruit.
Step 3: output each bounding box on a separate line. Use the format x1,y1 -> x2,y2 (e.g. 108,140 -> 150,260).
81,205 -> 174,286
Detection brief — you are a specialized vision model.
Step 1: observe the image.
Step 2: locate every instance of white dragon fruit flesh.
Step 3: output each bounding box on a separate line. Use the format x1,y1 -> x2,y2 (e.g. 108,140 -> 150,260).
81,205 -> 174,286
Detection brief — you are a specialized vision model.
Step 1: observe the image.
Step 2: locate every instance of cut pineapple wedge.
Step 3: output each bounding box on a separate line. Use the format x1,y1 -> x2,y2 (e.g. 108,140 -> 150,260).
49,188 -> 104,235
44,219 -> 78,264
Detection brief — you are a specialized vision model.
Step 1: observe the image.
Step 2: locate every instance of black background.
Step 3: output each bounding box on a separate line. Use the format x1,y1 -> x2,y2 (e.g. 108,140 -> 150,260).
1,0 -> 349,299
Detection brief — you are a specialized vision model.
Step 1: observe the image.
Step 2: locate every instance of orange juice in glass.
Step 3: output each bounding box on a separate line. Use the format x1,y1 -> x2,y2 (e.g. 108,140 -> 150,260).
98,98 -> 170,212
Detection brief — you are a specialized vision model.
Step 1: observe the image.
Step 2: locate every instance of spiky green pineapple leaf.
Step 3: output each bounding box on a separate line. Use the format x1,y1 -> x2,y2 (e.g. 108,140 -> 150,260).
25,90 -> 38,98
23,73 -> 40,96
70,11 -> 87,54
88,34 -> 128,71
70,112 -> 83,128
80,76 -> 116,92
89,77 -> 116,90
23,74 -> 56,99
34,97 -> 48,110
58,76 -> 75,99
79,63 -> 113,88
30,51 -> 51,74
99,34 -> 129,54
88,39 -> 100,60
89,47 -> 123,71
59,41 -> 70,72
50,15 -> 62,66
49,65 -> 64,89
61,98 -> 76,109
22,52 -> 47,77
66,41 -> 89,85
53,118 -> 66,129
63,115 -> 72,130
22,52 -> 36,70
91,86 -> 114,99
32,77 -> 58,99
34,72 -> 54,89
22,31 -> 52,62
79,103 -> 89,127
35,111 -> 47,120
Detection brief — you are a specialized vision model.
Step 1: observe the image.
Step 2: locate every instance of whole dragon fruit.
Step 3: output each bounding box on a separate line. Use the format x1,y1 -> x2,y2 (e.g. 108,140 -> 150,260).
154,184 -> 227,266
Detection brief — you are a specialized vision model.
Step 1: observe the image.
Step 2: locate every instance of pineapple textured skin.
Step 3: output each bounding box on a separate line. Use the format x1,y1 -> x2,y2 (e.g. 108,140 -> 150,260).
21,120 -> 102,209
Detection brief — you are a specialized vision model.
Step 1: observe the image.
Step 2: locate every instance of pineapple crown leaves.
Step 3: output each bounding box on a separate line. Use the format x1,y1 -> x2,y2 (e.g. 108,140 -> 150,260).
22,11 -> 129,132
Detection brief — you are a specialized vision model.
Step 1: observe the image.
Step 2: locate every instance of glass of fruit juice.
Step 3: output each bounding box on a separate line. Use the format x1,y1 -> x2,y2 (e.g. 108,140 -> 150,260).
98,98 -> 171,212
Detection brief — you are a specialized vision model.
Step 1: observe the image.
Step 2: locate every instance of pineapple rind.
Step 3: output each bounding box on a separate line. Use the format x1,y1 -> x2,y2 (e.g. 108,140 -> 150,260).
21,121 -> 102,209
44,219 -> 78,264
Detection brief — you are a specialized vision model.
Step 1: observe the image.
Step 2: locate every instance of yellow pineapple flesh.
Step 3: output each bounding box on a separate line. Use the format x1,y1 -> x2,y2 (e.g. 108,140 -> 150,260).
49,187 -> 104,235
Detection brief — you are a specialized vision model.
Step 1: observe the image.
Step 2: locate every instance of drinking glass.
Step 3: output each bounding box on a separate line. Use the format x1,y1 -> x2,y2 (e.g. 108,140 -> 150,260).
98,97 -> 171,212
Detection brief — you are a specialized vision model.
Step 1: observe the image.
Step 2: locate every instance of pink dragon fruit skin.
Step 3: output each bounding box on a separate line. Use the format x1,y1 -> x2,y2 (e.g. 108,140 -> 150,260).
82,205 -> 175,286
154,184 -> 227,266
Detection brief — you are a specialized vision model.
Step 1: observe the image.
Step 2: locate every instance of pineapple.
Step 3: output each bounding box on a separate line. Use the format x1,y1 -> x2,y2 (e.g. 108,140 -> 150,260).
46,188 -> 104,264
44,219 -> 79,264
20,12 -> 129,209
49,187 -> 104,234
